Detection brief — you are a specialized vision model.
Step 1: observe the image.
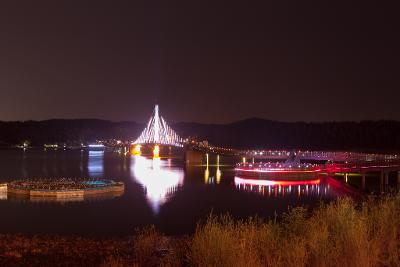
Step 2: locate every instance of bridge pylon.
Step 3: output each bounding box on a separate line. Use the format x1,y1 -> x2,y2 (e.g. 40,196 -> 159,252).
133,105 -> 183,147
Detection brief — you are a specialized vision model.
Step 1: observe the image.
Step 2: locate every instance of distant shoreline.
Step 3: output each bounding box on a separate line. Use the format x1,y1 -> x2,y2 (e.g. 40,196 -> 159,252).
2,119 -> 400,152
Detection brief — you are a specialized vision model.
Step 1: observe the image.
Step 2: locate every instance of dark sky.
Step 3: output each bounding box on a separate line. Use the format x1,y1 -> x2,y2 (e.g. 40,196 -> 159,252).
0,1 -> 398,123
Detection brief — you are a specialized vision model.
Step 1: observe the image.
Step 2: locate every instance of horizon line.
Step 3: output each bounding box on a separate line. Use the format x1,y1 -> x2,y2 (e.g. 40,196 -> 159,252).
0,117 -> 399,124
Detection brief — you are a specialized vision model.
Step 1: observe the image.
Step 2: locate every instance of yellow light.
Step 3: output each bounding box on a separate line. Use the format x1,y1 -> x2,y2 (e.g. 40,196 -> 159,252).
204,153 -> 210,183
242,157 -> 246,164
153,145 -> 160,158
204,168 -> 210,184
216,169 -> 221,184
132,144 -> 141,155
216,155 -> 221,184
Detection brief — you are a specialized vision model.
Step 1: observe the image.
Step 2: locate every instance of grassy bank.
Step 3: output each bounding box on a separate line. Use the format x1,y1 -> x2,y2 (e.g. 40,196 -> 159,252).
1,196 -> 400,266
187,197 -> 400,267
130,196 -> 400,267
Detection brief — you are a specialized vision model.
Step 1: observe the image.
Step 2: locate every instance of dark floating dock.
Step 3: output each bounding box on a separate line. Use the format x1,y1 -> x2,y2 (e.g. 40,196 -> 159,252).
4,179 -> 124,202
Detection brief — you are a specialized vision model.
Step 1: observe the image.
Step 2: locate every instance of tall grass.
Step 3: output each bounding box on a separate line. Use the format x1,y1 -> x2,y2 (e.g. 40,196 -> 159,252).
129,196 -> 400,266
187,196 -> 400,267
133,225 -> 188,267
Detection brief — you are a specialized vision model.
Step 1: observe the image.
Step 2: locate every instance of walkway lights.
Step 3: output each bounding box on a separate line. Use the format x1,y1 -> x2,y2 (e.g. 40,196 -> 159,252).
133,144 -> 141,155
153,145 -> 160,158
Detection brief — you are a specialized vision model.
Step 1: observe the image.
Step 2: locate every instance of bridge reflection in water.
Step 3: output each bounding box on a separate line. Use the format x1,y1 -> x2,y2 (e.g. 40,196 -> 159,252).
131,155 -> 184,214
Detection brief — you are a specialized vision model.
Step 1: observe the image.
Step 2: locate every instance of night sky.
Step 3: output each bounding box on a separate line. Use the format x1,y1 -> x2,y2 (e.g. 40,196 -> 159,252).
0,1 -> 398,123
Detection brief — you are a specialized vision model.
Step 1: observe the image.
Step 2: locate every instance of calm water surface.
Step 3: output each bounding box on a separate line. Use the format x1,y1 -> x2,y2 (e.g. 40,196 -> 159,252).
0,149 -> 354,236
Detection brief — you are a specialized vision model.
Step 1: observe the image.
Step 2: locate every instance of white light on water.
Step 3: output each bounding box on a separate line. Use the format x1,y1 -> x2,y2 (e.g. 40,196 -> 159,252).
88,151 -> 104,177
88,144 -> 105,148
131,156 -> 184,214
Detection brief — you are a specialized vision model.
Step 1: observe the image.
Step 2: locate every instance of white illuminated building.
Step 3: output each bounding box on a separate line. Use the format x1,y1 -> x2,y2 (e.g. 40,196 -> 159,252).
131,155 -> 184,214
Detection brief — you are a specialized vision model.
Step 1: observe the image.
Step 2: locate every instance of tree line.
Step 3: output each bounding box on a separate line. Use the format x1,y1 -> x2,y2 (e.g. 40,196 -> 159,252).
1,118 -> 399,152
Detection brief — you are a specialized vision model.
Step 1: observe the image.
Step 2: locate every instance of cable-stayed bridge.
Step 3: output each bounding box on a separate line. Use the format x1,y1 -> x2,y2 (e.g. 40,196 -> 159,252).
132,105 -> 400,179
133,105 -> 183,147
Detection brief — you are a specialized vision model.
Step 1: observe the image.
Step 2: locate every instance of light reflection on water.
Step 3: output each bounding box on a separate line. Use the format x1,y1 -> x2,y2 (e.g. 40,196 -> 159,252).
131,155 -> 184,214
234,176 -> 333,198
0,150 -> 361,236
204,154 -> 222,185
88,151 -> 104,178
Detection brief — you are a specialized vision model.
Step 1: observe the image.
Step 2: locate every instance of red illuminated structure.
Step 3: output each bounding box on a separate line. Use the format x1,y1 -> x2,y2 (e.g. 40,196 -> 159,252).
235,162 -> 322,179
234,176 -> 320,186
234,176 -> 327,198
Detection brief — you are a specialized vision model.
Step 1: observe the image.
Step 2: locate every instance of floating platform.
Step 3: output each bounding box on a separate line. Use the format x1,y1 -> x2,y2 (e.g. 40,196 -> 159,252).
5,179 -> 124,202
235,162 -> 323,180
234,176 -> 321,187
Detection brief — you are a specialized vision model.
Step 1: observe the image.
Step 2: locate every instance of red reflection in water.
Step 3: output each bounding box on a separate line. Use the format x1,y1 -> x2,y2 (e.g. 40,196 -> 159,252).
234,175 -> 363,200
234,176 -> 329,198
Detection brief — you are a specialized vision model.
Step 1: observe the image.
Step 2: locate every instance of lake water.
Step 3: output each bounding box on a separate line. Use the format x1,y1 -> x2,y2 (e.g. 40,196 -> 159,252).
0,149 -> 355,237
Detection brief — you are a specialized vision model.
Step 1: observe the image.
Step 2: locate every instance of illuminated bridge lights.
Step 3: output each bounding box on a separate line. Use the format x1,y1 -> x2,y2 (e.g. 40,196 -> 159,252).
153,145 -> 160,158
133,105 -> 183,147
241,150 -> 399,162
132,144 -> 141,155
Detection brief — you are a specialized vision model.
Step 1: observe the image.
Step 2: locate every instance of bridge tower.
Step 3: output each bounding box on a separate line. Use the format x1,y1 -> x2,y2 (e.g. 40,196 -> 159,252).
133,105 -> 183,156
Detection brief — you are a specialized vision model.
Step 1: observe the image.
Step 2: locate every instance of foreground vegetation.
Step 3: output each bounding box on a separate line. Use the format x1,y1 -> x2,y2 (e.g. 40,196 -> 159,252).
188,197 -> 400,267
1,196 -> 400,266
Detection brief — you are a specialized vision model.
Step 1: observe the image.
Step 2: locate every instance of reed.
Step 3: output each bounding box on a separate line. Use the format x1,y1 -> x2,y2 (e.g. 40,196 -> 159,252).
186,196 -> 400,267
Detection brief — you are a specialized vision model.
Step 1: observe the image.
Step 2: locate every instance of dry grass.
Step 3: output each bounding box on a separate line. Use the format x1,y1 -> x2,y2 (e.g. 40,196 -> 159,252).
101,256 -> 129,267
132,225 -> 188,267
133,225 -> 164,267
187,196 -> 400,267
